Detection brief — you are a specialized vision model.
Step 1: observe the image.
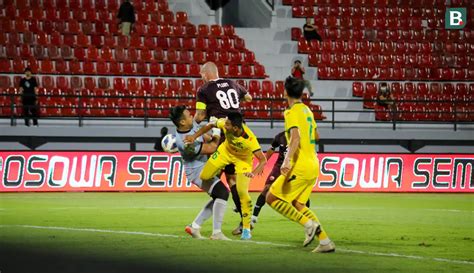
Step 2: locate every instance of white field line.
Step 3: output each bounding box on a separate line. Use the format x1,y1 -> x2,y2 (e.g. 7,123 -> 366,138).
0,225 -> 472,266
0,206 -> 472,213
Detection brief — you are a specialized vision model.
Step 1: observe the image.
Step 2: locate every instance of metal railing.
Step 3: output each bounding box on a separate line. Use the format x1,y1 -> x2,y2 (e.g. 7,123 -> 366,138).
265,0 -> 275,11
0,93 -> 473,131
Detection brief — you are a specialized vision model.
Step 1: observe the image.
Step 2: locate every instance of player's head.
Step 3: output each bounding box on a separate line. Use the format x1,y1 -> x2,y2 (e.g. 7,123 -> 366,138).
284,76 -> 305,99
306,17 -> 312,24
24,67 -> 32,77
225,112 -> 244,135
160,127 -> 168,136
200,62 -> 219,82
170,106 -> 193,130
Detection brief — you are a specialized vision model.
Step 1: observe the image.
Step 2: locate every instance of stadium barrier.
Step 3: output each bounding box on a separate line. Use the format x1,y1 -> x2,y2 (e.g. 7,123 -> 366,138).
1,152 -> 472,193
1,93 -> 473,130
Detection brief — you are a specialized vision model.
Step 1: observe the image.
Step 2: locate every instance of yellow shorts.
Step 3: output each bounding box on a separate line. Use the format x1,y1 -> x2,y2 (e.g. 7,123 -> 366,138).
200,146 -> 253,181
269,174 -> 317,204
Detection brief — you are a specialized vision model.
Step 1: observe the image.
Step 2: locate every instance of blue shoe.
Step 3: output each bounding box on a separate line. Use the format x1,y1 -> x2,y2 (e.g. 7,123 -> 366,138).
241,228 -> 252,240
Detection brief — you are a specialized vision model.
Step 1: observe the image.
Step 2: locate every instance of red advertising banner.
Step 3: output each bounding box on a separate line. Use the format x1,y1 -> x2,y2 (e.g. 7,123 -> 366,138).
0,152 -> 472,192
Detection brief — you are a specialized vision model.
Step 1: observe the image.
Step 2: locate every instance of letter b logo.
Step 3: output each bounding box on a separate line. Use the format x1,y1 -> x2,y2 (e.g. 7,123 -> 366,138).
445,8 -> 466,29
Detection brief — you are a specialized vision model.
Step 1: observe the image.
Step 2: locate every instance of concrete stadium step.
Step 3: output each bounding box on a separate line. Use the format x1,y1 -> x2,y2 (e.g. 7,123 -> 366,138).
168,0 -> 215,25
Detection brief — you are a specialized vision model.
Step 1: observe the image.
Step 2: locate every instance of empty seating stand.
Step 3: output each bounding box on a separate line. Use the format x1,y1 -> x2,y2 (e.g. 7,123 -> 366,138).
0,0 -> 267,79
287,0 -> 473,81
0,75 -> 325,120
353,81 -> 473,122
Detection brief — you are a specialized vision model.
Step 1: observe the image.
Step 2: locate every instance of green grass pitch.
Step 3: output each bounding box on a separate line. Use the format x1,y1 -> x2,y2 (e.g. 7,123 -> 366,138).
0,192 -> 472,273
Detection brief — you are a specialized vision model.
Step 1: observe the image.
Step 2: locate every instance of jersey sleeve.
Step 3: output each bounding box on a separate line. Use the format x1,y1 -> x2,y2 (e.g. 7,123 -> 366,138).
196,88 -> 207,110
248,136 -> 261,153
235,82 -> 248,99
284,109 -> 300,134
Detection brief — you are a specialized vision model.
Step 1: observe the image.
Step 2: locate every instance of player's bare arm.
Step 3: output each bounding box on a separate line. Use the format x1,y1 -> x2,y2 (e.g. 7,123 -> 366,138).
184,122 -> 216,145
265,148 -> 275,160
281,127 -> 300,176
200,134 -> 220,155
244,150 -> 267,178
194,109 -> 207,124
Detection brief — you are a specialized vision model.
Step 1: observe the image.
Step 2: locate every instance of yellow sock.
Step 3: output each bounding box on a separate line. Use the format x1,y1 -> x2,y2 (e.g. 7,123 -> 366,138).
300,207 -> 329,241
236,174 -> 252,229
270,199 -> 310,226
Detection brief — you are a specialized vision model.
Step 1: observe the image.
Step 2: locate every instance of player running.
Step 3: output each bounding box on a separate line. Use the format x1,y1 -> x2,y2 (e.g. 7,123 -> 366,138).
266,77 -> 336,253
185,112 -> 267,240
170,105 -> 231,241
194,62 -> 253,235
251,132 -> 311,227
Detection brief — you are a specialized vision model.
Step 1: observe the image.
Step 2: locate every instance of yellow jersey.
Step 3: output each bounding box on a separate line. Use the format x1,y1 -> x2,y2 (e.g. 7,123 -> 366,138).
216,118 -> 261,159
284,102 -> 319,179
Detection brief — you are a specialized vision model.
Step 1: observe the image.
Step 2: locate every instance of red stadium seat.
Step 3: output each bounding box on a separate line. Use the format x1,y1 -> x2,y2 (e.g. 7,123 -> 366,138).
189,63 -> 200,77
83,61 -> 96,74
40,59 -> 54,74
363,83 -> 377,109
198,24 -> 210,36
163,63 -> 175,76
248,80 -> 261,94
150,62 -> 162,76
137,62 -> 149,75
0,59 -> 11,73
123,62 -> 136,75
42,76 -> 55,89
84,77 -> 96,90
352,82 -> 364,97
176,63 -> 189,76
254,64 -> 267,78
228,64 -> 240,78
176,12 -> 188,24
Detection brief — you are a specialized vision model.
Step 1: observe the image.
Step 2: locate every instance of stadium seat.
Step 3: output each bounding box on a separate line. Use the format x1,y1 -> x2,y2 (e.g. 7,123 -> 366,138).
42,76 -> 55,89
189,63 -> 200,77
84,77 -> 97,90
352,82 -> 364,97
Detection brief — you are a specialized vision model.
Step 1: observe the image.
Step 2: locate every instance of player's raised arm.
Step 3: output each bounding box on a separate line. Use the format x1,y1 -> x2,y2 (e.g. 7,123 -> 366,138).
199,132 -> 220,155
265,148 -> 275,160
194,109 -> 207,124
184,118 -> 223,145
281,127 -> 300,176
194,84 -> 208,123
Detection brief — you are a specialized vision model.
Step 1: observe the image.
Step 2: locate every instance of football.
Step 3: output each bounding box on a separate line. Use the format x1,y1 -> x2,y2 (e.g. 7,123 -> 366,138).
161,134 -> 178,153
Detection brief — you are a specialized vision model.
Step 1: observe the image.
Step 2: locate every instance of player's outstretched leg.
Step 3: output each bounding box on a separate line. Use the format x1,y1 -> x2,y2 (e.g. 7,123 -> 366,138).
228,173 -> 244,236
185,199 -> 214,239
236,173 -> 252,240
266,193 -> 318,247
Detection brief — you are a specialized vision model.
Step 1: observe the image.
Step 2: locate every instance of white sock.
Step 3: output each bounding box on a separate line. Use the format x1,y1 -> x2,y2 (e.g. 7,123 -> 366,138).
304,220 -> 314,229
192,199 -> 214,229
320,238 -> 331,245
251,215 -> 258,222
212,198 -> 227,233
